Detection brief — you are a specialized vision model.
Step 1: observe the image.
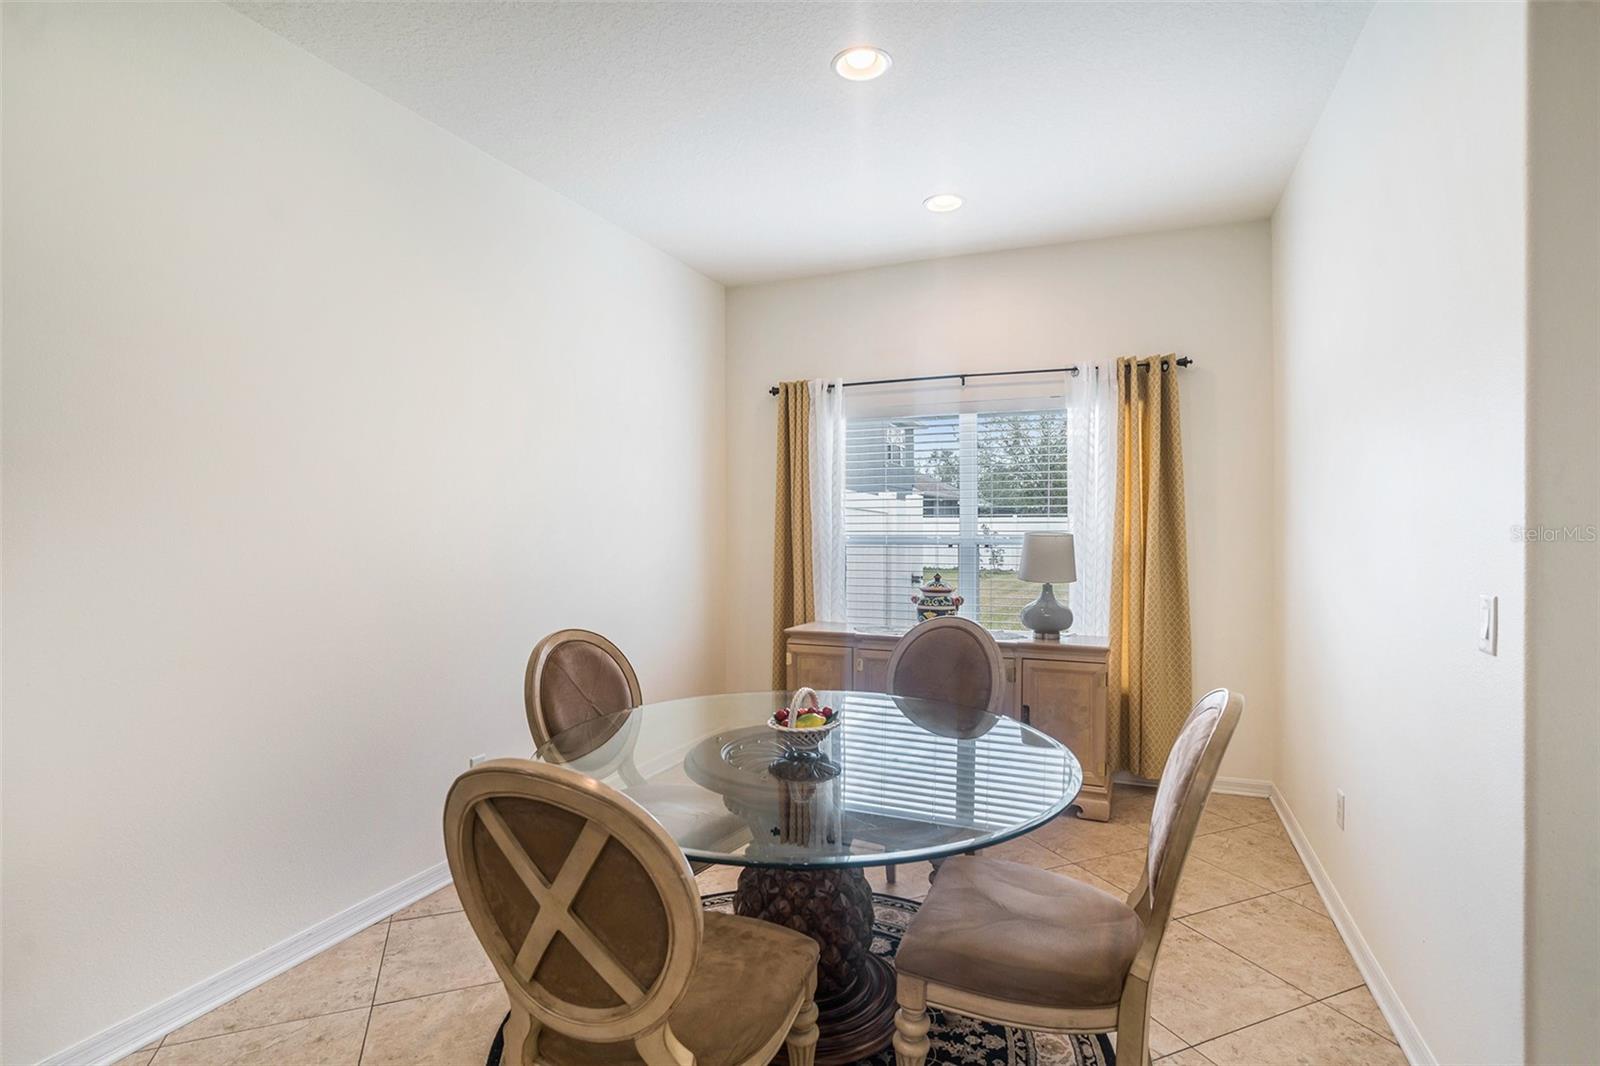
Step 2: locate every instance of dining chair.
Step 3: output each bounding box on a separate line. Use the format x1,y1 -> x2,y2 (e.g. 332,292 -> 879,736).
526,629 -> 735,873
889,688 -> 1244,1066
885,616 -> 1007,716
445,758 -> 821,1066
881,617 -> 1007,884
525,628 -> 642,753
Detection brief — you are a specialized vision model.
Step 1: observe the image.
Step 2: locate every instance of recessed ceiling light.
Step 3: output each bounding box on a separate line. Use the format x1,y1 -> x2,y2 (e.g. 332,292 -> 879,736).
923,193 -> 964,213
833,46 -> 892,81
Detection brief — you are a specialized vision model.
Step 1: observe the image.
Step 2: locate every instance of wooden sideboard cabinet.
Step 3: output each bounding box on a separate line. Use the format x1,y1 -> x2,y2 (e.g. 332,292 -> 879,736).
784,621 -> 1112,820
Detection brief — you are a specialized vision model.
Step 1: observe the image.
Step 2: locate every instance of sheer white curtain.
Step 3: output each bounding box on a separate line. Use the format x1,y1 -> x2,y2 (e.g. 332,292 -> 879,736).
807,378 -> 849,622
1065,361 -> 1116,637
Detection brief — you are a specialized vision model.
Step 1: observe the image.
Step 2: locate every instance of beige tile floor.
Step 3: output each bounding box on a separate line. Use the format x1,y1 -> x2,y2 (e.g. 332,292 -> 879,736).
116,788 -> 1404,1066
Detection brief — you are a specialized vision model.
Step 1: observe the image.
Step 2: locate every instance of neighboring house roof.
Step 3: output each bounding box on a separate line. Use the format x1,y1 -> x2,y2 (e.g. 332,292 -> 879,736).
846,462 -> 958,500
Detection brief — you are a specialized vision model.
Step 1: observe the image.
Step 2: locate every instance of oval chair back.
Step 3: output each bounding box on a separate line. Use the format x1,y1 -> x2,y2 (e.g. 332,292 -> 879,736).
443,759 -> 704,1061
886,616 -> 1006,716
525,629 -> 642,753
1130,688 -> 1245,953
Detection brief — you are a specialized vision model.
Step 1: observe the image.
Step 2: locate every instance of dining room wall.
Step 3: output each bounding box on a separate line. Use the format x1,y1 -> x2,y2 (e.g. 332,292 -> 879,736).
723,221 -> 1278,783
1270,2 -> 1528,1062
1,3 -> 725,1062
1524,3 -> 1599,1061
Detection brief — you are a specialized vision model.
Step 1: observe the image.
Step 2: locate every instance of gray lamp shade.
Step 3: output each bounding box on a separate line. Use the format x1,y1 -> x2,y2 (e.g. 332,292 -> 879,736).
1018,532 -> 1077,584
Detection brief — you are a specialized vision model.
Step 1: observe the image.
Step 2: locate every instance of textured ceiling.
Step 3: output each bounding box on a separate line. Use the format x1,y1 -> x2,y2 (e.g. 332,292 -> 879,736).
231,2 -> 1371,285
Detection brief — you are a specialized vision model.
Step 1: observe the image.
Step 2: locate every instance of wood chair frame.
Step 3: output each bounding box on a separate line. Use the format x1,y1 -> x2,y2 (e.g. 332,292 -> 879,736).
891,689 -> 1244,1066
445,759 -> 818,1065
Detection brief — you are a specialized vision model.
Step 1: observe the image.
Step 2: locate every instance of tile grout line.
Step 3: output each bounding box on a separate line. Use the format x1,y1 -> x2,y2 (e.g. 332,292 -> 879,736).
1148,807 -> 1321,1058
1176,906 -> 1362,1004
373,979 -> 503,1010
356,918 -> 394,1065
1169,887 -> 1278,922
1184,987 -> 1399,1060
155,921 -> 395,1051
1148,804 -> 1397,1059
390,906 -> 463,924
1161,999 -> 1309,1057
148,909 -> 406,1049
1311,987 -> 1403,1046
154,1006 -> 374,1053
1153,901 -> 1324,1043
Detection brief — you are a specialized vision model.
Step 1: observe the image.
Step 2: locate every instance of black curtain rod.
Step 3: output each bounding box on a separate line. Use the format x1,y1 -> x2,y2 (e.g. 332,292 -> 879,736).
766,357 -> 1192,395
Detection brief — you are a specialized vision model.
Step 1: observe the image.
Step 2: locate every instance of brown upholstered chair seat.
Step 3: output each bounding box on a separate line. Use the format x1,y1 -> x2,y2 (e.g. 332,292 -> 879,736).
894,854 -> 1142,1010
538,912 -> 821,1066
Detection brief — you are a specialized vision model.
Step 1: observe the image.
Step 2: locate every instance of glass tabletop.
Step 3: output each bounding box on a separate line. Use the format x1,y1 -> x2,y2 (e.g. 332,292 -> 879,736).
535,690 -> 1083,869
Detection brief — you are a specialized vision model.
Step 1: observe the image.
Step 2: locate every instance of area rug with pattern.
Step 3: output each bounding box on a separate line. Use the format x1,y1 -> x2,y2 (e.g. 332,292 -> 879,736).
489,891 -> 1113,1066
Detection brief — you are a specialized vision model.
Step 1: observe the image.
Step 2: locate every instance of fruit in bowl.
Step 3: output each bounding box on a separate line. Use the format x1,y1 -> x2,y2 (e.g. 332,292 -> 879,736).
775,705 -> 834,728
768,689 -> 840,750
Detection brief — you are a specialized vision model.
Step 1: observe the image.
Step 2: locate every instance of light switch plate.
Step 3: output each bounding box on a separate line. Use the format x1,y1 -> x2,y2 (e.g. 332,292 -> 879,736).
1478,595 -> 1498,655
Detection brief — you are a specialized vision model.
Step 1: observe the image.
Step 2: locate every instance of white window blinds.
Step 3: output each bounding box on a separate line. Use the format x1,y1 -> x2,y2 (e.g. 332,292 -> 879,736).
843,403 -> 1074,632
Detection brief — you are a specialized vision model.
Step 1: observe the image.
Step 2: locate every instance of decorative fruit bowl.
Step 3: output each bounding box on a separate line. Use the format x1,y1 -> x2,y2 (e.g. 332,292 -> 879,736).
767,687 -> 841,754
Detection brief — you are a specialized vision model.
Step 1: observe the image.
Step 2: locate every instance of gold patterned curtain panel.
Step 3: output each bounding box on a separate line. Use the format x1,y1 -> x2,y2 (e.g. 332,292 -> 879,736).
771,381 -> 815,687
1108,355 -> 1194,778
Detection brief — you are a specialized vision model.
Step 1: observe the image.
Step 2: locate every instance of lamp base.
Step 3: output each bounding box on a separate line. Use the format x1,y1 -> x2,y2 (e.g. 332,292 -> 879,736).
1020,583 -> 1073,642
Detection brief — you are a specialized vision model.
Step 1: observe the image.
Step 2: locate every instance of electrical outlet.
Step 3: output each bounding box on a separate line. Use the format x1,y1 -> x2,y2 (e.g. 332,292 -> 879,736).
1336,789 -> 1346,830
468,753 -> 489,768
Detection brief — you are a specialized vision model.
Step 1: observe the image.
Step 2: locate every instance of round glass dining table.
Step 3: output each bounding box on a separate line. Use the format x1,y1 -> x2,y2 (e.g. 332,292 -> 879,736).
535,689 -> 1082,1064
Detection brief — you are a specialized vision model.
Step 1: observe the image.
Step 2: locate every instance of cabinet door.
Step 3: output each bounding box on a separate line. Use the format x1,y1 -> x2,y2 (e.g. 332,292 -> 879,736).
1020,659 -> 1108,786
786,642 -> 850,691
852,649 -> 893,693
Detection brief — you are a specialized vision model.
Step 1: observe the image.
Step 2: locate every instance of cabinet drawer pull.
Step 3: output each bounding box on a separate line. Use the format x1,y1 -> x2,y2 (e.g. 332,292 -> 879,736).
1021,704 -> 1031,725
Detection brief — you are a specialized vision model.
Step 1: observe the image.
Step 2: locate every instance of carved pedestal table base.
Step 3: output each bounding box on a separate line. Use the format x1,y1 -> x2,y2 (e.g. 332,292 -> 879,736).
734,866 -> 896,1065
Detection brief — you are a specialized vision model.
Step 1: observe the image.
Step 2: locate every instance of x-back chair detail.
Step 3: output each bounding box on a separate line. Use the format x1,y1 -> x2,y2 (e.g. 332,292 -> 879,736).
889,689 -> 1244,1066
445,759 -> 820,1065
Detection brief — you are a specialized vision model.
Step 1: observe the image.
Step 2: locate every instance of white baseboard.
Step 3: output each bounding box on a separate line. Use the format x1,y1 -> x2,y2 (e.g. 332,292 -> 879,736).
1212,775 -> 1274,797
1269,786 -> 1435,1066
44,862 -> 452,1066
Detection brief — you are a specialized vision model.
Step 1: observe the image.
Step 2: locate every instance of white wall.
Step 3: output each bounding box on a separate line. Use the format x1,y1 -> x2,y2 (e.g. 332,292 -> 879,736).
1525,3 -> 1600,1061
1271,4 -> 1527,1063
725,222 -> 1278,781
0,3 -> 725,1062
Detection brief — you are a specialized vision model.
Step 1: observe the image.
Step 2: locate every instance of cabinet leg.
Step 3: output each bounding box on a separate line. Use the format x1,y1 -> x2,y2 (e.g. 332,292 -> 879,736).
1074,785 -> 1112,822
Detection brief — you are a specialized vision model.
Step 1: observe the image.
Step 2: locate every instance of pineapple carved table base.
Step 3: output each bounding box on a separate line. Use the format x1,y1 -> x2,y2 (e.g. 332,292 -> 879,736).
734,865 -> 897,1065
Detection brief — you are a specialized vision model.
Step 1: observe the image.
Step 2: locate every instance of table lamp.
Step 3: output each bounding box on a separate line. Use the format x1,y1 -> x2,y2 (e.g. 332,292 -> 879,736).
1018,531 -> 1076,641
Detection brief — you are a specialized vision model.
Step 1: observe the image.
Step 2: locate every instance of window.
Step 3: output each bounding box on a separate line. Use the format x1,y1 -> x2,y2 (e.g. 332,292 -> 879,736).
844,405 -> 1070,631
